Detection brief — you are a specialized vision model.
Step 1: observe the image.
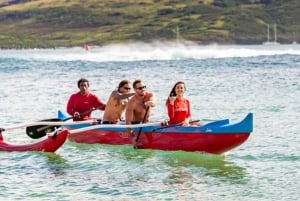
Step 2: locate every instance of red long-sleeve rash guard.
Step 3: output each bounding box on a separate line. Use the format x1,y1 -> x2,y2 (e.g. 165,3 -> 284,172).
67,92 -> 106,121
166,98 -> 191,125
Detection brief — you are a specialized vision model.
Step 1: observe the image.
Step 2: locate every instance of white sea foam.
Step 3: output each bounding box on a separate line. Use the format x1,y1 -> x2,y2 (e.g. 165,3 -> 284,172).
1,43 -> 300,62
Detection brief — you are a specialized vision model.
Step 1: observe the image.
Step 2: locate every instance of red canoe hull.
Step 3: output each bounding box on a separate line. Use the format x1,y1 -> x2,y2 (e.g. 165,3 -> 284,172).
68,130 -> 250,154
66,113 -> 253,154
0,130 -> 68,152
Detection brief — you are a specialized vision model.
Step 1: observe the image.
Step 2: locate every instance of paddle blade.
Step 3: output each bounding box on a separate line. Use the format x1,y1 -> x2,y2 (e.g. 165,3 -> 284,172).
26,119 -> 62,139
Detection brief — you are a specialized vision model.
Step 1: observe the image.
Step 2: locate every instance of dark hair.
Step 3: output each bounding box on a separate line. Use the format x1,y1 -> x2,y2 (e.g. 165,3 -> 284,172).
117,80 -> 131,92
77,78 -> 89,88
166,81 -> 186,104
133,79 -> 142,88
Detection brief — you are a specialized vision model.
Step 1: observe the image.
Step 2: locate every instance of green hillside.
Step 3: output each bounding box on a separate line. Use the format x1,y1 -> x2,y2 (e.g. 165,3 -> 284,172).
0,0 -> 299,48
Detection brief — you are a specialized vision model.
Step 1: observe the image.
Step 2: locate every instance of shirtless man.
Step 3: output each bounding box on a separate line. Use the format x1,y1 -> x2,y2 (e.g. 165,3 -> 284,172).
125,80 -> 156,146
102,80 -> 135,124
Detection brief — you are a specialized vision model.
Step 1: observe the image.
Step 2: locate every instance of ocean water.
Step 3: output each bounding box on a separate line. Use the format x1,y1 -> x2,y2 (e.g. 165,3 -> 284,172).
0,43 -> 299,200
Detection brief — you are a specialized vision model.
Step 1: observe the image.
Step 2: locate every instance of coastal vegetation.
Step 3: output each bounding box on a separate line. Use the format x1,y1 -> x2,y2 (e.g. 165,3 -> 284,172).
0,0 -> 299,48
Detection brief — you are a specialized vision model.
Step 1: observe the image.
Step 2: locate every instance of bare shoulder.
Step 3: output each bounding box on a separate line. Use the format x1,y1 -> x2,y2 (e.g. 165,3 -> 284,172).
146,91 -> 155,98
127,96 -> 136,107
146,92 -> 156,102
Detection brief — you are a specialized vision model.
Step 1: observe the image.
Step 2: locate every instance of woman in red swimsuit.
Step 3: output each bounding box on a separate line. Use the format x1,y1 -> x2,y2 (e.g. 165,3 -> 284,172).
166,81 -> 200,126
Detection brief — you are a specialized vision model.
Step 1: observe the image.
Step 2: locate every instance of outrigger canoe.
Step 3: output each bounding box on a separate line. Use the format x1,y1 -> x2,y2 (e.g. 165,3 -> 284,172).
0,129 -> 68,152
61,113 -> 253,154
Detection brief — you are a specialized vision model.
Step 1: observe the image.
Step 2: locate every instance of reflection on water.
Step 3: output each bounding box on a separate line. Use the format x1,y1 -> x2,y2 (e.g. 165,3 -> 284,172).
112,146 -> 156,162
40,152 -> 68,164
68,142 -> 247,184
71,142 -> 156,163
156,151 -> 248,184
57,142 -> 247,200
38,152 -> 70,177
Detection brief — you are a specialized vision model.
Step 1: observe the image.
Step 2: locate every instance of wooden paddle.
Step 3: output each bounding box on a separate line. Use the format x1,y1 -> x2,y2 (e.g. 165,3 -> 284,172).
134,106 -> 150,148
26,107 -> 100,139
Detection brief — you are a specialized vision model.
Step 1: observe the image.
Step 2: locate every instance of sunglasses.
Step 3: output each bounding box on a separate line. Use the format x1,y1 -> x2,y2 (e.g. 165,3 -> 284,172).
135,86 -> 146,90
124,87 -> 131,90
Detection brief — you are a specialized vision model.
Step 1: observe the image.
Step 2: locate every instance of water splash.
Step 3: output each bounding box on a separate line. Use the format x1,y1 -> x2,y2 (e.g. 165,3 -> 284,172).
1,43 -> 300,62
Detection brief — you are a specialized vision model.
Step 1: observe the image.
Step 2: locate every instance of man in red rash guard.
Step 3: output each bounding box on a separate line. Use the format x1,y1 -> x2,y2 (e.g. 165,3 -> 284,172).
67,78 -> 106,121
166,81 -> 200,126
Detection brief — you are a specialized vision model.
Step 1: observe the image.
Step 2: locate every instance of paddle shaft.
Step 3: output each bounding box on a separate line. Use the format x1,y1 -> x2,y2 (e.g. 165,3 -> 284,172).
135,106 -> 150,143
152,119 -> 200,131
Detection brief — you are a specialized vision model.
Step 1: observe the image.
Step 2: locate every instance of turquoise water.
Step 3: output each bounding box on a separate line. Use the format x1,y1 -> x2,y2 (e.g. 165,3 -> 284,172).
0,44 -> 299,200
